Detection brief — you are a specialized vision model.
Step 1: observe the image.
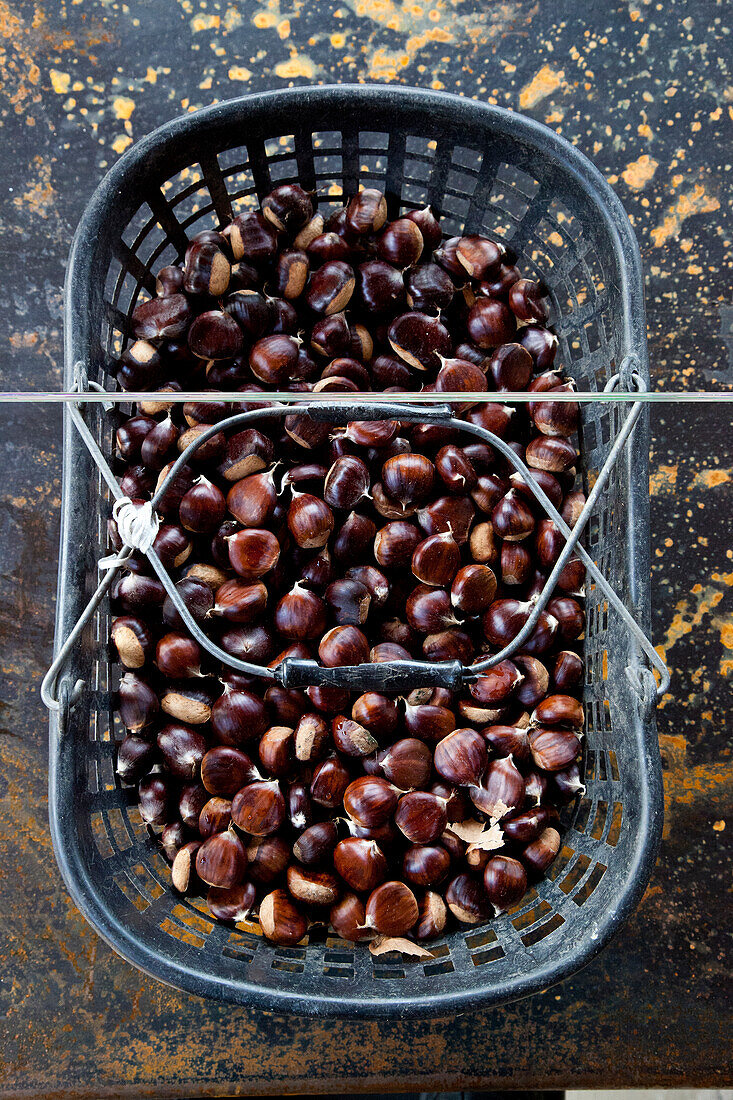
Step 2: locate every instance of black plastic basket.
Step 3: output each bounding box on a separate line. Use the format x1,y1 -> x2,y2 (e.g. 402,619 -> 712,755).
49,85 -> 663,1017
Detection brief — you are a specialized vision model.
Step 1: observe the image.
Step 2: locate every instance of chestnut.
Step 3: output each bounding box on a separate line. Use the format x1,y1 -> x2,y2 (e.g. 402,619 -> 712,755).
331,715 -> 377,758
116,734 -> 157,783
423,629 -> 473,663
553,650 -> 584,691
249,334 -> 301,385
262,183 -> 313,232
483,855 -> 527,912
307,684 -> 351,715
489,343 -> 533,391
330,893 -> 373,942
246,835 -> 290,883
188,310 -> 243,360
305,260 -> 355,314
334,837 -> 388,893
528,727 -> 581,772
287,864 -> 340,906
118,673 -> 159,733
469,660 -> 523,706
259,889 -> 307,946
406,585 -> 458,634
456,235 -> 502,279
171,840 -> 202,892
466,298 -> 516,348
525,434 -> 576,473
524,770 -> 550,807
198,796 -> 233,839
226,470 -> 277,529
435,358 -> 487,406
201,746 -> 256,796
520,324 -> 558,369
381,453 -> 435,507
310,755 -> 351,808
325,579 -> 371,626
482,725 -> 531,765
218,428 -> 274,482
351,693 -> 399,739
417,495 -> 475,546
375,738 -> 433,790
160,821 -> 187,863
287,492 -> 334,549
377,218 -> 423,267
116,414 -> 157,462
403,205 -> 441,251
482,598 -> 558,655
343,776 -> 398,828
502,805 -> 553,844
365,881 -> 419,937
307,230 -> 354,264
480,262 -> 520,299
357,260 -> 406,315
411,532 -> 461,588
156,264 -> 184,297
293,820 -> 338,866
111,616 -> 153,670
405,262 -> 455,311
414,891 -> 448,940
435,445 -> 478,495
491,489 -> 535,542
394,792 -> 448,845
323,455 -> 370,511
450,564 -> 497,615
156,632 -> 202,679
346,188 -> 388,235
403,701 -> 456,743
403,844 -> 451,888
177,477 -> 225,536
207,881 -> 257,923
131,294 -> 191,341
445,873 -> 490,924
275,582 -> 327,640
219,623 -> 275,664
232,780 -> 286,835
227,528 -> 280,580
155,722 -> 207,779
179,783 -> 209,829
471,756 -> 525,819
509,277 -> 548,323
434,728 -> 488,787
522,826 -> 561,876
139,416 -> 179,470
211,686 -> 267,746
224,211 -> 278,264
225,288 -> 271,341
388,311 -> 451,371
318,625 -> 369,667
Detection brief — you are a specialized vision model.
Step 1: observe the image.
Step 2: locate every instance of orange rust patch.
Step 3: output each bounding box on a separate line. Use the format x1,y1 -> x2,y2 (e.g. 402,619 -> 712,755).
651,183 -> 721,247
621,154 -> 659,191
519,65 -> 566,110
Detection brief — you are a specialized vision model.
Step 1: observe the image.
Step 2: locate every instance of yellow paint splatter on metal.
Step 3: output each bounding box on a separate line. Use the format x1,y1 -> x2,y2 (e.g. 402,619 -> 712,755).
113,134 -> 133,154
228,65 -> 253,81
690,468 -> 731,489
191,12 -> 220,31
275,53 -> 315,78
113,96 -> 135,120
651,183 -> 721,247
649,464 -> 678,495
49,69 -> 70,94
519,66 -> 566,110
621,154 -> 659,191
254,10 -> 277,27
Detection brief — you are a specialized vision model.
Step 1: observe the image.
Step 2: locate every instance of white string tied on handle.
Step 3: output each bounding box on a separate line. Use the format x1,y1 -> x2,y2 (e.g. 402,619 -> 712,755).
112,498 -> 161,554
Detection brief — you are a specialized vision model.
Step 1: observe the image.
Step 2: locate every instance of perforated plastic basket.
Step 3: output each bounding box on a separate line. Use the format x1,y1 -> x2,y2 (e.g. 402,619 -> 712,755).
50,85 -> 663,1017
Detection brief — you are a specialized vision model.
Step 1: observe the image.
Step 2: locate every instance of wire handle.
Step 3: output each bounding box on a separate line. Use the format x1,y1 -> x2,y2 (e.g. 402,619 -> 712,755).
41,384 -> 670,713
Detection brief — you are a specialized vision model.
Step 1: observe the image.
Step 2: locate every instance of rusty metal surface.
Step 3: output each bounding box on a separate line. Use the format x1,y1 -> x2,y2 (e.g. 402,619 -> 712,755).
0,0 -> 731,1095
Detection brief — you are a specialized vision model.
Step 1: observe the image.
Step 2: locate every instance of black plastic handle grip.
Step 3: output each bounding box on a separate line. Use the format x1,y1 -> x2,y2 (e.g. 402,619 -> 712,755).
306,402 -> 454,424
277,657 -> 464,691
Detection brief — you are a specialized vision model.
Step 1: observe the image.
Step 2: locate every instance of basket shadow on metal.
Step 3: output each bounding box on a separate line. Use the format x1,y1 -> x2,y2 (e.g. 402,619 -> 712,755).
51,85 -> 664,1017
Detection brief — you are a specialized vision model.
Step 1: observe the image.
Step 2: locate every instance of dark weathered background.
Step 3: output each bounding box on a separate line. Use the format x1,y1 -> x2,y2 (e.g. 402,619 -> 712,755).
0,0 -> 730,1095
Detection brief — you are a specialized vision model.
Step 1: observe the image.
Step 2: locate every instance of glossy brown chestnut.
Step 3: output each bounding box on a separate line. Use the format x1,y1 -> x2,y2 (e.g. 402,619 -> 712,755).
469,660 -> 523,706
245,836 -> 290,883
450,564 -> 497,615
343,776 -> 398,828
456,235 -> 502,279
195,830 -> 247,889
445,873 -> 490,924
262,183 -> 313,232
365,881 -> 419,936
293,820 -> 338,866
403,701 -> 456,743
346,188 -> 388,235
374,738 -> 433,790
231,780 -> 286,836
405,261 -> 455,311
207,881 -> 257,922
310,755 -> 351,808
116,734 -> 157,783
118,673 -> 159,732
432,727 -> 486,787
467,298 -> 516,348
406,585 -> 459,634
171,840 -> 202,892
388,311 -> 451,371
318,625 -> 370,667
210,686 -> 267,746
330,893 -> 373,942
522,826 -> 561,876
305,260 -> 355,314
132,295 -> 191,341
509,277 -> 548,323
482,599 -> 558,655
552,650 -> 584,691
293,712 -> 330,763
198,796 -> 233,839
423,629 -> 474,662
111,616 -> 153,669
403,844 -> 451,888
471,756 -> 525,819
356,259 -> 406,314
520,325 -> 558,369
249,334 -> 301,385
482,725 -> 531,765
219,429 -> 274,482
227,528 -> 280,580
528,727 -> 581,771
224,211 -> 278,264
323,455 -> 371,510
417,495 -> 475,546
259,889 -> 307,946
334,837 -> 388,893
287,492 -> 334,549
286,864 -> 340,907
411,532 -> 461,587
352,693 -> 399,738
532,693 -> 584,729
483,855 -> 527,912
155,632 -> 202,679
274,582 -> 327,640
525,434 -> 576,473
377,218 -> 423,267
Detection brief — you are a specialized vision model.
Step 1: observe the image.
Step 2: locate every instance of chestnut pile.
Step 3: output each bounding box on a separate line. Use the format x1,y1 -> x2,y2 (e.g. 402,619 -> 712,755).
110,184 -> 586,950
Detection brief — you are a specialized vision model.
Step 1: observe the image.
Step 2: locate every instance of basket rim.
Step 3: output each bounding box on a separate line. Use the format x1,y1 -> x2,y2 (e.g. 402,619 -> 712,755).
52,85 -> 662,1017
